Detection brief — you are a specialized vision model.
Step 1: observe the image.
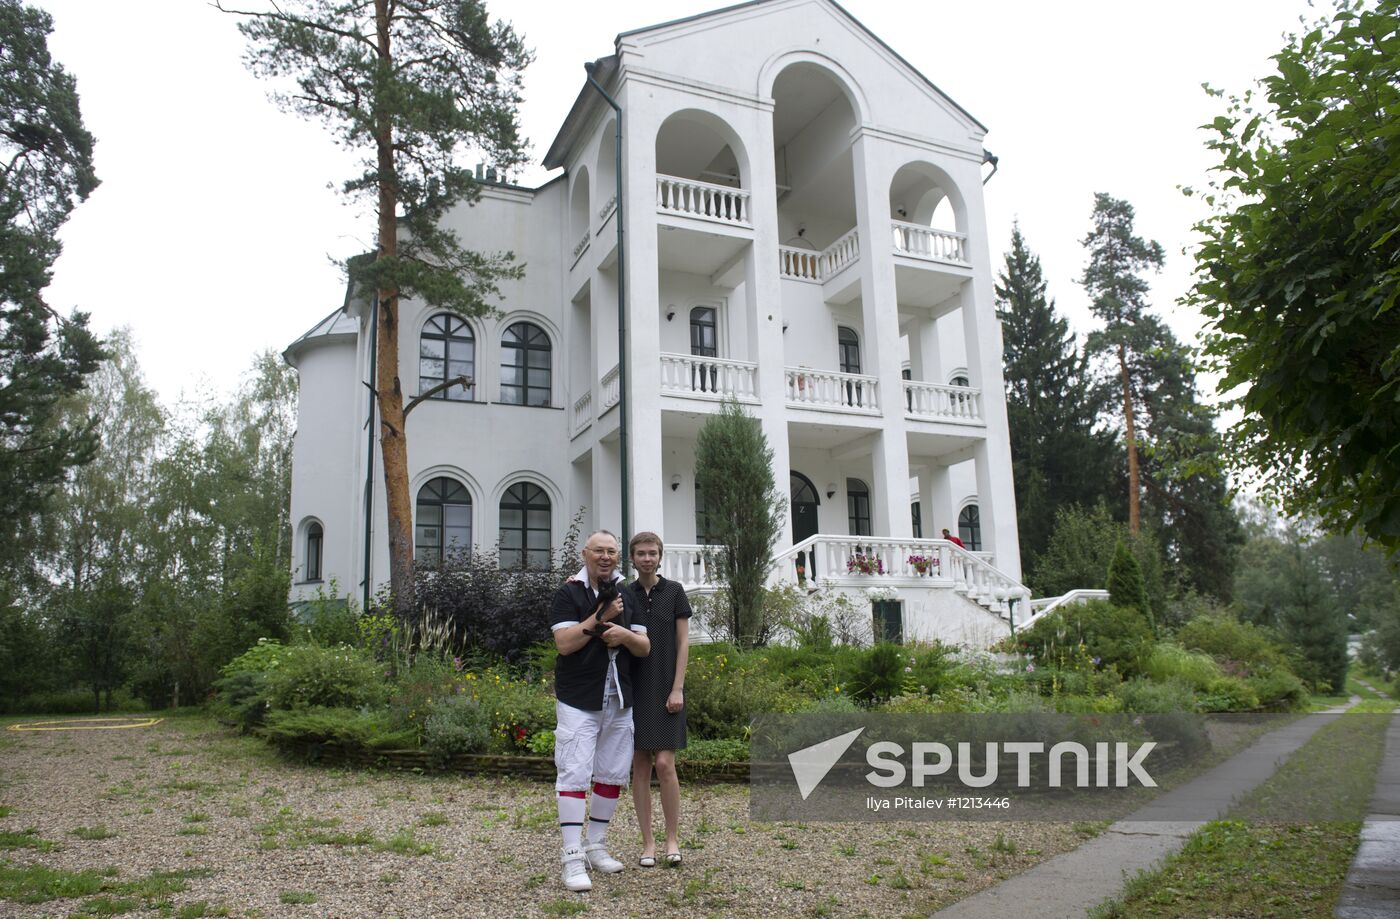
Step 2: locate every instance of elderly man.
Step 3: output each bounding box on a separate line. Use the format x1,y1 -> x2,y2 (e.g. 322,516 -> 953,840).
549,530 -> 650,892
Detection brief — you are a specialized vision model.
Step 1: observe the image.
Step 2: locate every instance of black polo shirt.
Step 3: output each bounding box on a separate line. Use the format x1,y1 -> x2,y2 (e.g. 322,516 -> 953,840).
550,579 -> 644,711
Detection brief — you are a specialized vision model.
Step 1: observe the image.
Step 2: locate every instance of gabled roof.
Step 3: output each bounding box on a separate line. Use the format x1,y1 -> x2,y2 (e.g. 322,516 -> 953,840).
543,0 -> 985,169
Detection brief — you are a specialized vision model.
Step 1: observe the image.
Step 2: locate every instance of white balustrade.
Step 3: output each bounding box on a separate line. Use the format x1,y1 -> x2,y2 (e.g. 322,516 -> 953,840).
778,227 -> 860,282
660,544 -> 723,589
656,175 -> 751,226
571,390 -> 592,438
770,536 -> 1030,617
571,230 -> 590,266
597,194 -> 617,225
785,367 -> 880,413
600,364 -> 620,413
659,352 -> 758,402
903,380 -> 984,422
890,220 -> 969,265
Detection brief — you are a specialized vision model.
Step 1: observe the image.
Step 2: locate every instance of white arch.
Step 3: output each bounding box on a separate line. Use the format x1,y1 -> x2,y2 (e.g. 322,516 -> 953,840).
653,107 -> 752,189
757,49 -> 870,126
489,470 -> 563,515
888,159 -> 971,235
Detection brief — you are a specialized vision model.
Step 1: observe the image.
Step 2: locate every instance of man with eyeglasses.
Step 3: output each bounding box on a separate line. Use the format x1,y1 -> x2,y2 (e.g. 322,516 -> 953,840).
549,530 -> 650,892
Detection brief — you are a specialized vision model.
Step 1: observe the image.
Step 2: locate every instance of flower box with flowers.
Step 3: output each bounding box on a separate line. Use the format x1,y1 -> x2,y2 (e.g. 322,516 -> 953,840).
846,554 -> 884,575
906,554 -> 938,575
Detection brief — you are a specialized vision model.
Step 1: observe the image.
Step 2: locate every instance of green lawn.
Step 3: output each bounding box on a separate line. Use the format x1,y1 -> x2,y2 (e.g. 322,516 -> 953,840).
1090,703 -> 1395,918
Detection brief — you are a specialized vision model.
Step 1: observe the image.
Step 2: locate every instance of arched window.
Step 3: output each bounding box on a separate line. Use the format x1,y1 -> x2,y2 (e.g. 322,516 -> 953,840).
500,322 -> 551,406
958,504 -> 982,551
419,314 -> 475,401
415,478 -> 472,565
499,482 -> 551,569
305,522 -> 323,581
847,478 -> 871,537
950,373 -> 970,388
838,326 -> 861,374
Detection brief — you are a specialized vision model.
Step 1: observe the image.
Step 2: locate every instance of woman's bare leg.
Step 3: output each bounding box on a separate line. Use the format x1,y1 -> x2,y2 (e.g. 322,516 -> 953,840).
632,750 -> 655,858
655,749 -> 681,855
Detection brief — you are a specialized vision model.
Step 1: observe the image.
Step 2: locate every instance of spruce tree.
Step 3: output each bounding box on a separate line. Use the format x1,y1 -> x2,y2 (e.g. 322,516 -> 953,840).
995,225 -> 1117,577
1107,538 -> 1152,632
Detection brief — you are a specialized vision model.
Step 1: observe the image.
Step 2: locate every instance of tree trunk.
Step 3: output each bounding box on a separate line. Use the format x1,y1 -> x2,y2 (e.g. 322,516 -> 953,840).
1118,344 -> 1140,534
374,0 -> 415,621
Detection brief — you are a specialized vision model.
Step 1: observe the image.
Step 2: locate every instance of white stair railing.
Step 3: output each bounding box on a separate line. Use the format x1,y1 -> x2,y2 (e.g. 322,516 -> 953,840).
656,175 -> 751,226
660,544 -> 722,588
570,390 -> 592,437
778,227 -> 860,282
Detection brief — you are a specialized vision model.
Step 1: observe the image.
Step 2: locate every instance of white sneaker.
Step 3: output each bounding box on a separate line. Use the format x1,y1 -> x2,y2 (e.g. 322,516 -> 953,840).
584,842 -> 625,874
561,846 -> 592,892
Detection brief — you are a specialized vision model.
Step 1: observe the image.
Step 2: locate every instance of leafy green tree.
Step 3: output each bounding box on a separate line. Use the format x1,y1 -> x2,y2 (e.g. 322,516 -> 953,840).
995,224 -> 1118,578
221,0 -> 532,615
1080,193 -> 1165,536
1313,532 -> 1398,632
1034,502 -> 1168,625
1233,533 -> 1348,690
695,399 -> 785,648
1188,0 -> 1400,548
0,0 -> 103,583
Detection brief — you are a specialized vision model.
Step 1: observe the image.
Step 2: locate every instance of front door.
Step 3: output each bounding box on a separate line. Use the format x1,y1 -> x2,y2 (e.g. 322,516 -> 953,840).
790,471 -> 820,579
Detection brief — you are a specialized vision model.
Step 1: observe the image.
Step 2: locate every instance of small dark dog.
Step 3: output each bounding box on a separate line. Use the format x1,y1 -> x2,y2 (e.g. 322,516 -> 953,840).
584,581 -> 620,636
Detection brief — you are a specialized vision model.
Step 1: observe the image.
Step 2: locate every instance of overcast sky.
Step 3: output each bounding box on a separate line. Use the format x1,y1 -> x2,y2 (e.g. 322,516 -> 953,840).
37,0 -> 1316,405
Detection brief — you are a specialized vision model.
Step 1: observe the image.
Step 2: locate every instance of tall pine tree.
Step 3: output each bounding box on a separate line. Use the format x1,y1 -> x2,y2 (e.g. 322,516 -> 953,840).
995,225 -> 1116,581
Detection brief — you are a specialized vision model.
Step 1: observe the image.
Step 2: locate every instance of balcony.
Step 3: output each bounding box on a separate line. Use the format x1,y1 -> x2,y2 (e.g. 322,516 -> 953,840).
571,390 -> 592,439
891,221 -> 969,266
903,380 -> 983,424
570,230 -> 590,269
785,367 -> 879,415
600,364 -> 620,414
659,353 -> 759,404
656,175 -> 751,227
778,228 -> 860,282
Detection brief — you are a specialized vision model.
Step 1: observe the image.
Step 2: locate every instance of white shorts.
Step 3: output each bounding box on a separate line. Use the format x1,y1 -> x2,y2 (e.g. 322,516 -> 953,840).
554,699 -> 634,792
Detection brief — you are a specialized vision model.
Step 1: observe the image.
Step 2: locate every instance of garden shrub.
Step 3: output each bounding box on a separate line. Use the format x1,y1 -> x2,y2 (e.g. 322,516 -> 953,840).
298,594 -> 359,647
1175,613 -> 1289,677
261,706 -> 414,750
423,694 -> 492,766
262,644 -> 388,711
795,693 -> 861,715
1197,676 -> 1261,712
1016,600 -> 1154,676
212,670 -> 271,729
1117,677 -> 1197,713
759,644 -> 864,698
1143,644 -> 1222,690
677,738 -> 750,763
388,655 -> 460,744
221,638 -> 293,676
1246,669 -> 1309,710
465,666 -> 556,753
848,644 -> 906,704
684,648 -> 800,739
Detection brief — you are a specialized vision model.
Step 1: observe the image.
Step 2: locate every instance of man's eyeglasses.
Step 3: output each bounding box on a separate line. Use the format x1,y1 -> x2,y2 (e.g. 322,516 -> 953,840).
587,547 -> 619,557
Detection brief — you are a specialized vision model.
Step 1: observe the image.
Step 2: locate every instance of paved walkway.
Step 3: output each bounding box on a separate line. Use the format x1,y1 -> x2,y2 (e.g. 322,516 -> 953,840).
1335,679 -> 1400,919
933,706 -> 1357,919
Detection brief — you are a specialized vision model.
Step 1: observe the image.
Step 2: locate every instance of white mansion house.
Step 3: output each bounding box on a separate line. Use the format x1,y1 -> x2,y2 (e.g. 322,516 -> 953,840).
284,0 -> 1041,647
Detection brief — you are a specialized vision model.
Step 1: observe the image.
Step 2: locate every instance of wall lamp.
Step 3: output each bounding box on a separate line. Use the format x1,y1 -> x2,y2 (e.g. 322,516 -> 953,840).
665,306 -> 676,321
671,474 -> 682,492
826,483 -> 837,499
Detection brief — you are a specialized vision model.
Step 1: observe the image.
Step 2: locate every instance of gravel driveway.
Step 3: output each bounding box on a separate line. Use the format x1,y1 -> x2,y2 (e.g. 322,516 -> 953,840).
0,714 -> 1089,918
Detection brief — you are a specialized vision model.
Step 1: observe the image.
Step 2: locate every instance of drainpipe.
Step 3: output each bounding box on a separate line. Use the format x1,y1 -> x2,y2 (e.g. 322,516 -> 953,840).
361,297 -> 378,613
584,60 -> 630,570
981,148 -> 1000,185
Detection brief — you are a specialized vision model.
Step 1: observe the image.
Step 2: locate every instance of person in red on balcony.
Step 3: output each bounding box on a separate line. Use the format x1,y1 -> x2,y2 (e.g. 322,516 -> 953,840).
942,527 -> 966,549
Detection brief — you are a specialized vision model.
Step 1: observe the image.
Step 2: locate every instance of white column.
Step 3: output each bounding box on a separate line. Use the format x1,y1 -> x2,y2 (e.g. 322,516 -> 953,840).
927,461 -> 955,540
618,90 -> 665,542
851,133 -> 911,537
742,101 -> 793,551
955,165 -> 1023,579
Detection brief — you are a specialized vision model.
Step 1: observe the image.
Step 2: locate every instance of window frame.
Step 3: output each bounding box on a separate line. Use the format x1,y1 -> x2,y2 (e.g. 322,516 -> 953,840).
415,477 -> 473,566
419,313 -> 476,402
499,481 -> 552,569
500,321 -> 552,407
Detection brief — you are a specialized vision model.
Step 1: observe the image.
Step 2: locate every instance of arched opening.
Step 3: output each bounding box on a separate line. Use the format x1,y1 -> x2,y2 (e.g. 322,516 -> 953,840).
569,168 -> 591,263
888,162 -> 968,263
790,471 -> 820,578
958,503 -> 982,552
302,519 -> 323,582
846,478 -> 871,537
419,313 -> 475,401
655,109 -> 748,224
771,63 -> 858,261
595,119 -> 617,224
500,321 -> 552,406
